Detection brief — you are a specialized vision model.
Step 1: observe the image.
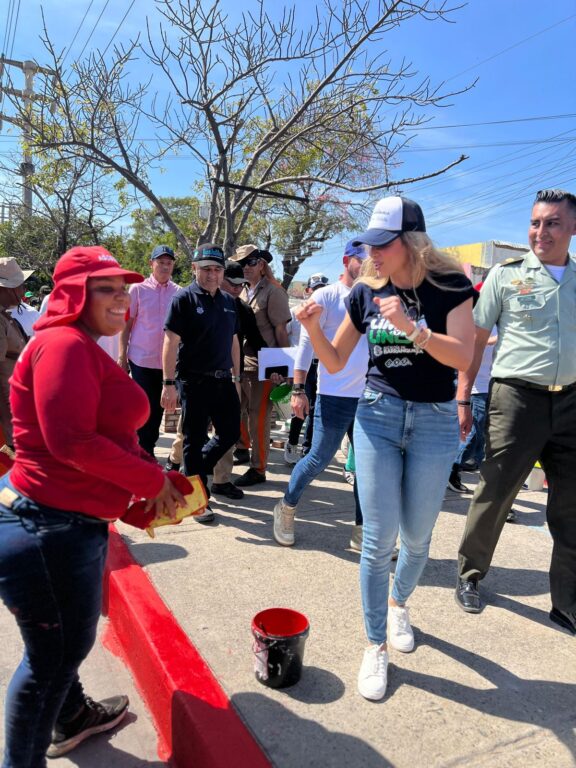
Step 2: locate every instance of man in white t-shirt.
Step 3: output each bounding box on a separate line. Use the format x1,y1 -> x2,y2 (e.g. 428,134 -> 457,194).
273,241 -> 369,550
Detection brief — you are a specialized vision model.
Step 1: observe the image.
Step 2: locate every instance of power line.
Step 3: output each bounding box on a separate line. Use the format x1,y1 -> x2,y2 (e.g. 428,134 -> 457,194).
1,0 -> 15,58
76,0 -> 111,62
444,13 -> 576,84
100,0 -> 137,58
404,137 -> 576,152
406,113 -> 576,131
61,0 -> 96,67
7,0 -> 20,61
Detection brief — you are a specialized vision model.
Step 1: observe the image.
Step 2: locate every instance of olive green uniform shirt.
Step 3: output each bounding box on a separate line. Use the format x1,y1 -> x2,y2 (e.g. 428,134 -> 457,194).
474,250 -> 576,386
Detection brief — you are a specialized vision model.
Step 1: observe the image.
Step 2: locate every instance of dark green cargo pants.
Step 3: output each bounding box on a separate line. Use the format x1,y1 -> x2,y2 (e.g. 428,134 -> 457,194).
458,379 -> 576,613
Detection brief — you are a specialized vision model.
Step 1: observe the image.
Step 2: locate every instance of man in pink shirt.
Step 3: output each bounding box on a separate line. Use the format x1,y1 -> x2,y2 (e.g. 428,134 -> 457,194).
118,244 -> 180,456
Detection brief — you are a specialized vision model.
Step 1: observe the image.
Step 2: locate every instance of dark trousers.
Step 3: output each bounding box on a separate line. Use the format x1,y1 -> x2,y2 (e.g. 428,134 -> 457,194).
288,360 -> 318,451
129,361 -> 164,456
0,475 -> 108,767
178,377 -> 241,489
458,380 -> 576,612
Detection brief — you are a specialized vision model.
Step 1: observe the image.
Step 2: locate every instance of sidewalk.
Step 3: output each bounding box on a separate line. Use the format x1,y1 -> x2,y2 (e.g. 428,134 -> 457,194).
120,427 -> 575,768
0,613 -> 165,766
1,423 -> 574,767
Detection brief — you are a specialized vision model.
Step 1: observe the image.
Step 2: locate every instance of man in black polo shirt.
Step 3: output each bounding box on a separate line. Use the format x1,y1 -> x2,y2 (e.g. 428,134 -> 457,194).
161,243 -> 241,523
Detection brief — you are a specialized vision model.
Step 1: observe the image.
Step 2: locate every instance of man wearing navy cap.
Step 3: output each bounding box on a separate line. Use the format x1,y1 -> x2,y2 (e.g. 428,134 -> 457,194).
161,243 -> 241,522
118,244 -> 179,457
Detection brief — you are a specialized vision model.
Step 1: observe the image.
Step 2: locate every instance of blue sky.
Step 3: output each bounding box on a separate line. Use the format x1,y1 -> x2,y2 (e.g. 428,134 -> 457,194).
1,0 -> 575,281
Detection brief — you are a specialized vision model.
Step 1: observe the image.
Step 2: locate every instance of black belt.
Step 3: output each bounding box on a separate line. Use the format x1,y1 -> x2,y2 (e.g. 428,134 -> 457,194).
495,377 -> 576,393
188,370 -> 231,379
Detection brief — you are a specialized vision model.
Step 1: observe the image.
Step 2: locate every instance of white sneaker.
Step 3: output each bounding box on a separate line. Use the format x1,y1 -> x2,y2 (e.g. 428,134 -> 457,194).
388,605 -> 414,652
283,443 -> 299,465
349,524 -> 363,552
194,505 -> 215,524
357,644 -> 388,701
273,499 -> 297,546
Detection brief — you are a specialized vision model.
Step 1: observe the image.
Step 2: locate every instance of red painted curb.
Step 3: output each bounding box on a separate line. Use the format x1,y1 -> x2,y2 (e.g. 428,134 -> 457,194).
102,526 -> 271,768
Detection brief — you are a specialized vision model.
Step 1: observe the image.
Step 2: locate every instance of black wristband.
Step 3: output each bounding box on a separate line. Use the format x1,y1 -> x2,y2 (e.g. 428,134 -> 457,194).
457,400 -> 471,406
163,379 -> 176,386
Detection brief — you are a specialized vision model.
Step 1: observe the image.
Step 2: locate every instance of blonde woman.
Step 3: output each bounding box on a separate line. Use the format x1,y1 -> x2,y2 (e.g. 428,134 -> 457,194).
296,196 -> 475,701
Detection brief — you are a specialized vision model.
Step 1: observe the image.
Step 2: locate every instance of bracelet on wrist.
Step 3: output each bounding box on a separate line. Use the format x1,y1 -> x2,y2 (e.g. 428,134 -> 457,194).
163,379 -> 176,386
457,400 -> 471,407
292,388 -> 305,395
406,322 -> 421,342
414,327 -> 432,349
232,375 -> 241,383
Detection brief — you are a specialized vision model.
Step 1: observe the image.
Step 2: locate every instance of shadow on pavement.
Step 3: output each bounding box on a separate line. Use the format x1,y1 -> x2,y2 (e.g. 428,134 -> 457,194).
125,541 -> 189,564
404,633 -> 576,758
419,557 -> 549,597
271,666 -> 345,704
232,691 -> 394,767
56,715 -> 166,767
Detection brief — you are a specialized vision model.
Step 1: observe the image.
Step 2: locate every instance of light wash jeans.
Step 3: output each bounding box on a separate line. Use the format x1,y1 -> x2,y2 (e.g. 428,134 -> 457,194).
353,389 -> 459,644
284,394 -> 362,525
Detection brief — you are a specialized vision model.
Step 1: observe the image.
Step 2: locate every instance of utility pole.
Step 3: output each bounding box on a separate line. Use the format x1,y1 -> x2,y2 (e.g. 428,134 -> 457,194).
0,56 -> 55,216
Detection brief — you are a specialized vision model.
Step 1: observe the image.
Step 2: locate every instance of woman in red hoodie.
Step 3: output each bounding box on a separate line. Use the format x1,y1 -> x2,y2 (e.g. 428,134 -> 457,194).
0,246 -> 185,767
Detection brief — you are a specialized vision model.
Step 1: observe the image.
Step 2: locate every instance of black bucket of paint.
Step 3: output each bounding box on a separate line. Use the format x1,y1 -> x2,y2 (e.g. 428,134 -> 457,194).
252,607 -> 310,688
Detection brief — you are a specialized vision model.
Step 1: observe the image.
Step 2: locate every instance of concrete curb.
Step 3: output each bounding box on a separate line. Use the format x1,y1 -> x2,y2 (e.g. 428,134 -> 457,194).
102,525 -> 271,768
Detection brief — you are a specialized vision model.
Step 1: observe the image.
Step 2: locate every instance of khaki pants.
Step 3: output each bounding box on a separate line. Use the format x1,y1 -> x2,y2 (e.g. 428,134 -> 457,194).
169,415 -> 184,464
239,371 -> 274,473
213,446 -> 234,484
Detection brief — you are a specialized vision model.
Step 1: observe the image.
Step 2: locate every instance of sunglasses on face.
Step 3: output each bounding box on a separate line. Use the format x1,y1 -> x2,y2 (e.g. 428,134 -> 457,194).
243,257 -> 261,267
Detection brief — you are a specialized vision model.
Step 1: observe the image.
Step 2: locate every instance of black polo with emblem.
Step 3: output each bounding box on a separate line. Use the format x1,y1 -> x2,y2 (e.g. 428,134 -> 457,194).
165,281 -> 239,380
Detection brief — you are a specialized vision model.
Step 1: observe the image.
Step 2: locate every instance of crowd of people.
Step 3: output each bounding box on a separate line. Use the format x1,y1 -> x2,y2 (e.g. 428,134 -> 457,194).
0,187 -> 575,764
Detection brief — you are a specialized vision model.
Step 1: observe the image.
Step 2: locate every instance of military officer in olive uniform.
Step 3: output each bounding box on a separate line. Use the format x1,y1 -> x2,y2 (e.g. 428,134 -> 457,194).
455,188 -> 576,636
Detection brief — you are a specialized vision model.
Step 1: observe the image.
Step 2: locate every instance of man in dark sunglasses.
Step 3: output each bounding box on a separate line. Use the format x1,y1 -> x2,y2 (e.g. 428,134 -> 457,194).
229,244 -> 291,486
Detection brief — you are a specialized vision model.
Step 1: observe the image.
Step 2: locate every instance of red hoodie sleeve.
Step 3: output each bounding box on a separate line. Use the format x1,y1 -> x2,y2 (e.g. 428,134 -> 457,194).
30,332 -> 164,500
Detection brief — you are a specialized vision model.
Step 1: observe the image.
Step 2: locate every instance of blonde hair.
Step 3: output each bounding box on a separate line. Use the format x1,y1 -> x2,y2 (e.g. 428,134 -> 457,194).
261,261 -> 285,291
358,232 -> 464,290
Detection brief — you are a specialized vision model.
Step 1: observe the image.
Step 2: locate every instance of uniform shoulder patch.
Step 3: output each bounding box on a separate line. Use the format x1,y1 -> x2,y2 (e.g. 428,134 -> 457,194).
499,256 -> 525,266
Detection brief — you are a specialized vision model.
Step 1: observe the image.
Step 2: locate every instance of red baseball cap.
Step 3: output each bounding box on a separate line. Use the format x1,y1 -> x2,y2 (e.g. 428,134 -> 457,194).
35,246 -> 144,331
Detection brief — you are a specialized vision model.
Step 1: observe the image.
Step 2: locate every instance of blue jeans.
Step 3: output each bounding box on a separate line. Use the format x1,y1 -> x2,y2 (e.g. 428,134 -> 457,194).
0,475 -> 109,768
353,390 -> 459,644
284,394 -> 362,524
455,392 -> 488,467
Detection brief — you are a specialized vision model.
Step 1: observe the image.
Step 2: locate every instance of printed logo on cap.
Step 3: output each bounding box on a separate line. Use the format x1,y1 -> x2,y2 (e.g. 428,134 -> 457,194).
367,196 -> 403,231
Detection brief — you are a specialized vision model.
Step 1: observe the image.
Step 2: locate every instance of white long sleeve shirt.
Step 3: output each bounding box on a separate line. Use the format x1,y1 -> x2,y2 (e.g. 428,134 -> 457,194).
295,281 -> 368,398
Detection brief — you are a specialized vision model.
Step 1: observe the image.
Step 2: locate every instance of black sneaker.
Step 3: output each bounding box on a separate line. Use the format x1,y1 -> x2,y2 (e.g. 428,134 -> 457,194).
448,466 -> 471,494
549,607 -> 576,636
165,459 -> 180,472
233,448 -> 250,465
506,508 -> 518,524
211,482 -> 244,500
47,695 -> 129,758
234,467 -> 266,487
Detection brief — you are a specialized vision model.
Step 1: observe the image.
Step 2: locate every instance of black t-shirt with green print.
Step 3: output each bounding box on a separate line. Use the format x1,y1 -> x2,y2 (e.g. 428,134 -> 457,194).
345,272 -> 474,402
